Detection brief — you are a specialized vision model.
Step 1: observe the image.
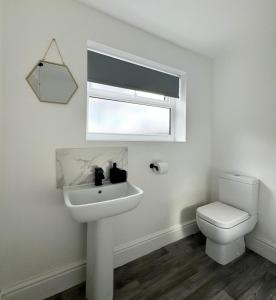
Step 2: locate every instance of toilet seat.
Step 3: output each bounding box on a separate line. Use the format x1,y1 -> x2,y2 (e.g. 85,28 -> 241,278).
197,202 -> 249,229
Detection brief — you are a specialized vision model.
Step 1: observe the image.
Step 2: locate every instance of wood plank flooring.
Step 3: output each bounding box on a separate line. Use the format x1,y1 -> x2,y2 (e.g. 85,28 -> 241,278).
46,233 -> 276,300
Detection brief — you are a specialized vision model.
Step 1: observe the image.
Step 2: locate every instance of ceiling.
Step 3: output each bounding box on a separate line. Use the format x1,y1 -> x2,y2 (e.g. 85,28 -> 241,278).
79,0 -> 276,57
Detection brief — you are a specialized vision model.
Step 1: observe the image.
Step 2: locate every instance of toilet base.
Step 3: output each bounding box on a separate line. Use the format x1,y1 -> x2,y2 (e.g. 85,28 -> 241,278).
206,237 -> 245,265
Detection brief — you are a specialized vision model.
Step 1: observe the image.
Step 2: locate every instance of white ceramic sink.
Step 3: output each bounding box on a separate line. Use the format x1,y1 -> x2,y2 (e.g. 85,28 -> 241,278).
63,182 -> 143,300
63,182 -> 143,222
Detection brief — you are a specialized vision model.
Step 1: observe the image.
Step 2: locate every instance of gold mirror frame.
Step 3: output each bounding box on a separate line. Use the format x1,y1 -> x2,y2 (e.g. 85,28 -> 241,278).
26,39 -> 78,104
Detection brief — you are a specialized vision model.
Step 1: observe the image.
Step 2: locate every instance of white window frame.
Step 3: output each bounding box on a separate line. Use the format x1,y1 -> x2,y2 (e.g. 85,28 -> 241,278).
86,40 -> 186,142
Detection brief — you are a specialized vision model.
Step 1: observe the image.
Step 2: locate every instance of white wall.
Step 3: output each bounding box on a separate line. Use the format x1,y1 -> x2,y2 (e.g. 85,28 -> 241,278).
0,0 -> 212,288
0,0 -> 4,183
212,32 -> 276,251
0,0 -> 4,256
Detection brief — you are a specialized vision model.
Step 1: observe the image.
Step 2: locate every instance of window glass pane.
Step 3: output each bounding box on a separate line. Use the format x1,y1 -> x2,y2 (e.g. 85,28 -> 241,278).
88,97 -> 170,135
89,82 -> 166,101
88,82 -> 135,95
136,91 -> 165,101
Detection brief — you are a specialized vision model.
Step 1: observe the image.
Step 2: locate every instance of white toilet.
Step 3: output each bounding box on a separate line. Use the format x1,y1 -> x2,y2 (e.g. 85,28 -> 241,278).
196,173 -> 259,265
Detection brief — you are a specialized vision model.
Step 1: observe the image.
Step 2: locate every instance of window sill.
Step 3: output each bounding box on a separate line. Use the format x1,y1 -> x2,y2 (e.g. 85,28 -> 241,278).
86,133 -> 185,142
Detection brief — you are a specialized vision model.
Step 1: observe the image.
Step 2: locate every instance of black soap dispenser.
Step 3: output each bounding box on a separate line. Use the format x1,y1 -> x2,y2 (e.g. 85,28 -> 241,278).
110,163 -> 127,184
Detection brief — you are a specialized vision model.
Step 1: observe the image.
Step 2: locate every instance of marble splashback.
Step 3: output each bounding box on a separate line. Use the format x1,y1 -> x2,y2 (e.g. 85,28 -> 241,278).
56,147 -> 128,188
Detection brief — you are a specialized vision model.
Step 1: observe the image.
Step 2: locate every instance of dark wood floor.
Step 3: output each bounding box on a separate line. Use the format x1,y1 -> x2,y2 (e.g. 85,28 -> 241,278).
47,233 -> 276,300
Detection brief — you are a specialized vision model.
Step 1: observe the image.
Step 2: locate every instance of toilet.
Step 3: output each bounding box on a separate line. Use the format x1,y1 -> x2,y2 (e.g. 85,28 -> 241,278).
196,173 -> 259,265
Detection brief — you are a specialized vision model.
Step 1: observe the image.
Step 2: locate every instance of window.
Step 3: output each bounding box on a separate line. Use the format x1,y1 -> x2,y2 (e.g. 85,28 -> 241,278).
86,42 -> 186,142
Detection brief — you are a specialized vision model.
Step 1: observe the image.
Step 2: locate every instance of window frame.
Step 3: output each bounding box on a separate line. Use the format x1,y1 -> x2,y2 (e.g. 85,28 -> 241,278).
86,41 -> 186,142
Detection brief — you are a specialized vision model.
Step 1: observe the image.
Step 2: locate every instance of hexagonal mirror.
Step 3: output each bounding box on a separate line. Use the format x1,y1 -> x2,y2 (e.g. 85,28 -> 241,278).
26,60 -> 78,104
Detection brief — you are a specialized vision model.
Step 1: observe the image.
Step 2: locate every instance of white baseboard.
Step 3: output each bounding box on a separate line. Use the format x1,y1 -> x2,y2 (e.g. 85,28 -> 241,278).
1,220 -> 198,300
114,219 -> 198,267
246,234 -> 276,264
1,261 -> 86,300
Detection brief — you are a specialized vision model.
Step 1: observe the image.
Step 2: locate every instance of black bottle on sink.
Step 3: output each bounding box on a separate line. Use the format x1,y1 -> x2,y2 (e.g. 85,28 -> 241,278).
110,163 -> 127,184
94,167 -> 105,186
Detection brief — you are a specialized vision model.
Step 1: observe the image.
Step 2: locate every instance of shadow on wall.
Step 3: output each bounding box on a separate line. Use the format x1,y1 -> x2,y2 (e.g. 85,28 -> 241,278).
255,181 -> 271,231
179,202 -> 206,225
258,181 -> 271,212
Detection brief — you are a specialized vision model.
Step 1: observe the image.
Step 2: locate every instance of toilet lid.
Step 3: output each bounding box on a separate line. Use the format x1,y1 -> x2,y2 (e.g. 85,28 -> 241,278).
197,202 -> 249,229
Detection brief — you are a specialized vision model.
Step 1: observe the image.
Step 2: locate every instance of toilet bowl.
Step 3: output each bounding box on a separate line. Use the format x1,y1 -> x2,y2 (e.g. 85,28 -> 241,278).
196,202 -> 257,264
196,173 -> 259,265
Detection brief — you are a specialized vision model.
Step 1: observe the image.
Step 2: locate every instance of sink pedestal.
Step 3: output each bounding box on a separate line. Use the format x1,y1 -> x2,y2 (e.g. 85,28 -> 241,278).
63,182 -> 143,299
86,218 -> 114,300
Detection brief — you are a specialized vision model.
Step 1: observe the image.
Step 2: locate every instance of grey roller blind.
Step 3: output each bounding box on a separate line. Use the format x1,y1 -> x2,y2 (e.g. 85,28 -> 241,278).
87,50 -> 179,98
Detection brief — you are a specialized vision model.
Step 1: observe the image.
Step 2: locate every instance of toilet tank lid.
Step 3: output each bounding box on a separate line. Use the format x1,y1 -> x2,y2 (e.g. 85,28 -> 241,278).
220,173 -> 259,185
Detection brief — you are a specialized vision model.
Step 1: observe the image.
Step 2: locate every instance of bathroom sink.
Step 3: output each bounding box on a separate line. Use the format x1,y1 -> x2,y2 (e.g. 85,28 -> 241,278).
63,182 -> 143,222
63,181 -> 143,300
